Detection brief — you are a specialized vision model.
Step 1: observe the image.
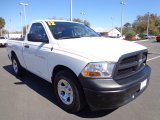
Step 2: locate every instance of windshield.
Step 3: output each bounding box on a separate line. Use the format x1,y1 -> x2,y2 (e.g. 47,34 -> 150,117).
46,21 -> 99,40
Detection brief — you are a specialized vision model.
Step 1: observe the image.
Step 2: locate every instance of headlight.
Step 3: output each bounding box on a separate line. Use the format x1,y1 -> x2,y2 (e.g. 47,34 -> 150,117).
81,62 -> 115,78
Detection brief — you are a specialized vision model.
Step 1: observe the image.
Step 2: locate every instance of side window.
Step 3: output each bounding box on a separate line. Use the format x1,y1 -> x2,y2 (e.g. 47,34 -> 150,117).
29,23 -> 48,42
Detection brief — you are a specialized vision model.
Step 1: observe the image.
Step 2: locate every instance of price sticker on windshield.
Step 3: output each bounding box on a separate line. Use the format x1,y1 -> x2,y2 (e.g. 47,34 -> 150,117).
47,21 -> 55,26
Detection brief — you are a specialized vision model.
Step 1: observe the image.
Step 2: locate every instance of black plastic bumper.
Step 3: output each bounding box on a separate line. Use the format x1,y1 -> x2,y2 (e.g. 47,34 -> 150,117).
79,65 -> 151,110
0,43 -> 6,46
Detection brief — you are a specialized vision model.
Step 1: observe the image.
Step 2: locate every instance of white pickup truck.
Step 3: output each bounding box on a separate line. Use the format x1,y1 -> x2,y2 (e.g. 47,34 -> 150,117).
7,20 -> 151,112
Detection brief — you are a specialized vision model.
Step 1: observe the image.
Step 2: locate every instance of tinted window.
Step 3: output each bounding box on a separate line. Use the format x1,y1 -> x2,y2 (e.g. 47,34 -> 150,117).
29,23 -> 48,42
46,21 -> 99,40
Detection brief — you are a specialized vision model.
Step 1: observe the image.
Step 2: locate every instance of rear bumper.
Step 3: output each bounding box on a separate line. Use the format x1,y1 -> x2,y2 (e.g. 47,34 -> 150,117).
79,65 -> 151,110
157,39 -> 160,42
156,37 -> 160,42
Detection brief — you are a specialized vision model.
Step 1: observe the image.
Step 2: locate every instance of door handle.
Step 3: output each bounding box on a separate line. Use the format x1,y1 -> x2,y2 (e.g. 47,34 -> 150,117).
24,45 -> 29,48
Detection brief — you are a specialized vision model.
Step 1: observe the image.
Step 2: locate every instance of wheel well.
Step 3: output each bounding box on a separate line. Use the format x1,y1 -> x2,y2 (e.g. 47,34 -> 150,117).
52,65 -> 78,83
52,65 -> 87,110
11,51 -> 16,59
52,65 -> 86,105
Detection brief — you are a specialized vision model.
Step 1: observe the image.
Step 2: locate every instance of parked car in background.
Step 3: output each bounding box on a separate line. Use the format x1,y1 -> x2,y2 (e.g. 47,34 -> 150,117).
135,34 -> 140,40
144,34 -> 155,39
156,35 -> 160,42
0,37 -> 7,46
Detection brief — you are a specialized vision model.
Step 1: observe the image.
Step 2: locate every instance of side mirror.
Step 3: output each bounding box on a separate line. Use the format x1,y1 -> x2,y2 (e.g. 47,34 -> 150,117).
28,34 -> 44,42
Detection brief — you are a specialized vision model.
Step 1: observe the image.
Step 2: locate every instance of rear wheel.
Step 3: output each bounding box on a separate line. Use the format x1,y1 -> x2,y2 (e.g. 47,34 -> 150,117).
12,55 -> 25,77
54,70 -> 85,113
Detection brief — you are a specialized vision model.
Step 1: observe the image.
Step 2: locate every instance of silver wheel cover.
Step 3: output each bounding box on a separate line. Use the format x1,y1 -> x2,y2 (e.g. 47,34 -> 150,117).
57,79 -> 73,105
13,59 -> 18,74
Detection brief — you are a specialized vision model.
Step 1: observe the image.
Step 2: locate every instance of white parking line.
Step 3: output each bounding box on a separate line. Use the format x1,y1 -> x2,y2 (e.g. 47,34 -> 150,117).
147,56 -> 160,62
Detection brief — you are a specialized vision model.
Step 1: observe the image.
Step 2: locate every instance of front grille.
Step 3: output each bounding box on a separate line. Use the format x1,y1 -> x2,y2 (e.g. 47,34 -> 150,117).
114,50 -> 147,80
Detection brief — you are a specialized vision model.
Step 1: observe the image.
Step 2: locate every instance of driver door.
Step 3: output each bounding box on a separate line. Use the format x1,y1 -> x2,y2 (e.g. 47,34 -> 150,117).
23,23 -> 50,79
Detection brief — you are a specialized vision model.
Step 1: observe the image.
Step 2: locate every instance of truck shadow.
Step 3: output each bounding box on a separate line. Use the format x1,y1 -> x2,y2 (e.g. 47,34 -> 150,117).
3,65 -> 56,103
3,65 -> 116,118
0,46 -> 6,48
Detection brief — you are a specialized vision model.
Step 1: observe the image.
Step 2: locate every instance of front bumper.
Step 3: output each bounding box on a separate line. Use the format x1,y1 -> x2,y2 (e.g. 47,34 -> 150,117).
79,65 -> 151,110
0,43 -> 6,46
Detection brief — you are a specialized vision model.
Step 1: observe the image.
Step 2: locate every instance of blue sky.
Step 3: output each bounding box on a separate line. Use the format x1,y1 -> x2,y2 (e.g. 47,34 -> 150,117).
1,0 -> 160,31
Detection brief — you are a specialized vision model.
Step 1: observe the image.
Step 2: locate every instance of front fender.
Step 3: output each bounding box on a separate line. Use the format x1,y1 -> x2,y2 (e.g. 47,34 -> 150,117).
47,49 -> 91,81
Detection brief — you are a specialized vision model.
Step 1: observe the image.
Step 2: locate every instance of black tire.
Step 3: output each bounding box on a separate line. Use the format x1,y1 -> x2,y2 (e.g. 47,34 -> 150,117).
54,70 -> 85,113
11,55 -> 25,77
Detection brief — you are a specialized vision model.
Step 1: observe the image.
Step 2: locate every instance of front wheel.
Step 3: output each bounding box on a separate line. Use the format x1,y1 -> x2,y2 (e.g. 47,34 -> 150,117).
54,70 -> 85,113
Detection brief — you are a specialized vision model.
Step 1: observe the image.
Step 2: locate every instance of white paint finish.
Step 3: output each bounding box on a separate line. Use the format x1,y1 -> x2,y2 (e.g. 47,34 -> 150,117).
7,40 -> 26,68
23,42 -> 51,80
58,37 -> 147,62
7,20 -> 148,83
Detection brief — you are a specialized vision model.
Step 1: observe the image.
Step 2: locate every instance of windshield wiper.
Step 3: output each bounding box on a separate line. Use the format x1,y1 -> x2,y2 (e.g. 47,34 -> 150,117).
58,36 -> 82,39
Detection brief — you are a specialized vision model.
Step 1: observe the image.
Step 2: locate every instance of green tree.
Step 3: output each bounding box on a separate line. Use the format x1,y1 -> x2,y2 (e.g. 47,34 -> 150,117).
0,17 -> 5,29
133,13 -> 160,35
23,25 -> 29,36
2,29 -> 8,34
73,18 -> 90,26
125,29 -> 136,40
124,22 -> 132,28
123,22 -> 132,35
0,17 -> 5,36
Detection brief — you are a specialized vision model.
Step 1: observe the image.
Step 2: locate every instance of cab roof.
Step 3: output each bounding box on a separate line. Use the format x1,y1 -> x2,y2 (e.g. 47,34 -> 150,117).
31,19 -> 83,25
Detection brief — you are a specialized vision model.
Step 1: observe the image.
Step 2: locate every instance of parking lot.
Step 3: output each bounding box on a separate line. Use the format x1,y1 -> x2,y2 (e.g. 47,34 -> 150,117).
0,39 -> 160,120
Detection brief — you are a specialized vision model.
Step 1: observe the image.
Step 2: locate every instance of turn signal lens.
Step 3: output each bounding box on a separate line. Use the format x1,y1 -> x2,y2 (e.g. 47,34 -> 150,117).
82,71 -> 101,77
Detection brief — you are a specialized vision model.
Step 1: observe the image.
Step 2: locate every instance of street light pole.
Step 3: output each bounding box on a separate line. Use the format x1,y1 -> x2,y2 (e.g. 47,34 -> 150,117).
147,12 -> 150,36
19,12 -> 23,37
70,0 -> 72,21
120,1 -> 126,37
9,19 -> 12,33
111,17 -> 114,37
19,3 -> 28,34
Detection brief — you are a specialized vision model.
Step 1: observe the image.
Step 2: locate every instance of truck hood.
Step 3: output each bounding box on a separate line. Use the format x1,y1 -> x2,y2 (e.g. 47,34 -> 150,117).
57,37 -> 147,62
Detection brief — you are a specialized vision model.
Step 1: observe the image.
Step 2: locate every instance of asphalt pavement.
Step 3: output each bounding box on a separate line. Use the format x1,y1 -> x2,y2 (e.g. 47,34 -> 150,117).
0,39 -> 160,120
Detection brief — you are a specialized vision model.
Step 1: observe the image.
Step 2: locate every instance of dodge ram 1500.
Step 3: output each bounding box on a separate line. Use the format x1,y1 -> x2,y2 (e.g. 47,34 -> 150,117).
7,20 -> 151,112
